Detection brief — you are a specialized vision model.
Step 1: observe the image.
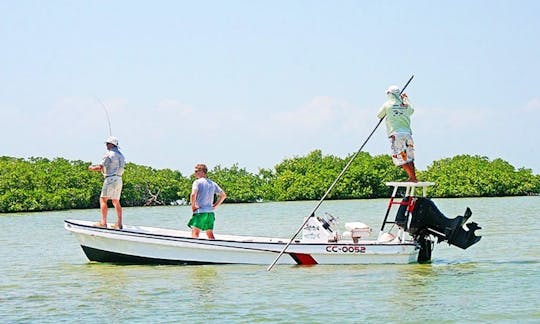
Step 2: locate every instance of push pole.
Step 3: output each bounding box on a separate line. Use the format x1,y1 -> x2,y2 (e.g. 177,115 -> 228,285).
266,75 -> 414,271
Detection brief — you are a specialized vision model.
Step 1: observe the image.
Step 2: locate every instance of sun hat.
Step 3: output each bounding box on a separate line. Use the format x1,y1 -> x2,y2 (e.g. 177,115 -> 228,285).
105,136 -> 119,147
386,85 -> 401,94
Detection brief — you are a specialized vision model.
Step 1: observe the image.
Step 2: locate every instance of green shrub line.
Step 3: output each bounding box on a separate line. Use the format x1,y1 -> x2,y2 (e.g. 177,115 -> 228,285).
1,151 -> 539,213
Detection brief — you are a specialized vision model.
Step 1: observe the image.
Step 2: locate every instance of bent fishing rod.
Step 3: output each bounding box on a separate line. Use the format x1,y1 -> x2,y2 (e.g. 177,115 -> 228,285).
266,74 -> 415,271
95,96 -> 113,136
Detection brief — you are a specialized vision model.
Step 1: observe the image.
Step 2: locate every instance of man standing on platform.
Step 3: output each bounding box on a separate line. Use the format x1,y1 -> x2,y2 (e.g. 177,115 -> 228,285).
377,85 -> 417,182
89,136 -> 126,229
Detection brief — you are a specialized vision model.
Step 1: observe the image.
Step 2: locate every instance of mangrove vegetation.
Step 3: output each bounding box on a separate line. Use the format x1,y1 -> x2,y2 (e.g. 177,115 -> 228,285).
1,151 -> 539,213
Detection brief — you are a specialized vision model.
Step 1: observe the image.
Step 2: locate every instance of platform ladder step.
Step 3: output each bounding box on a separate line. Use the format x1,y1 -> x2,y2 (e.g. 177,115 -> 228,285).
379,182 -> 435,241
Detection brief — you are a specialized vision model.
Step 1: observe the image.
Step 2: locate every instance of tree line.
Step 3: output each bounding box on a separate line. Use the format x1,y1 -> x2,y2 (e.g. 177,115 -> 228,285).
1,151 -> 539,213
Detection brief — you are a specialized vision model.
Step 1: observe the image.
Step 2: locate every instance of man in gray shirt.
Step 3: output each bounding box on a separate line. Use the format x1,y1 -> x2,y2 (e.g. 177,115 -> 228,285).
89,136 -> 126,229
188,163 -> 227,239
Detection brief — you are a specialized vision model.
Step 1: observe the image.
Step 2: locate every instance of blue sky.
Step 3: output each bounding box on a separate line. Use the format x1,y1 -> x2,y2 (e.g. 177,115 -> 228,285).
1,1 -> 539,176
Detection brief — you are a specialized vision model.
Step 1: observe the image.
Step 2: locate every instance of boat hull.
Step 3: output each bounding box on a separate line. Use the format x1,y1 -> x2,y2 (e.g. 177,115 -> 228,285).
65,220 -> 420,265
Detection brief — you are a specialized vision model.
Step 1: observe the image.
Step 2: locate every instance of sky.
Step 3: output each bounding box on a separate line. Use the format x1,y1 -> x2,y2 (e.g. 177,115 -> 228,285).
1,0 -> 539,176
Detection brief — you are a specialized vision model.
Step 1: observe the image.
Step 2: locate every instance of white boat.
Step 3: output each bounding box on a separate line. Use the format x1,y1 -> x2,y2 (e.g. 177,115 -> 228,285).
64,182 -> 482,266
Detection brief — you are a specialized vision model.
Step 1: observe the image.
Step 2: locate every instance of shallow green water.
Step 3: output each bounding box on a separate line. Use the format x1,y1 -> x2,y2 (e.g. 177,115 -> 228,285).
1,197 -> 539,322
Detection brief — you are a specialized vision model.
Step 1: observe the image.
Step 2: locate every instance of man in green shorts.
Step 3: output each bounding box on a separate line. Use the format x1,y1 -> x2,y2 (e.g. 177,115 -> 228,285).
188,164 -> 227,239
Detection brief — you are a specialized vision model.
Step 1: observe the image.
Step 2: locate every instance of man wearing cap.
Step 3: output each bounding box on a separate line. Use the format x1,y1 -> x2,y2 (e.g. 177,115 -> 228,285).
89,136 -> 126,229
377,85 -> 417,182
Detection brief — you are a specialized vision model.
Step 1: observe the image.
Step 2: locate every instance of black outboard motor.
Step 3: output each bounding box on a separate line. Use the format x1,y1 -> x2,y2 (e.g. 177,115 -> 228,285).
402,197 -> 482,249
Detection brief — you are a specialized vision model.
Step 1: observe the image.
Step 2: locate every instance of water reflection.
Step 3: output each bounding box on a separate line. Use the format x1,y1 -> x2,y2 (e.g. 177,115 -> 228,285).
186,265 -> 220,306
80,263 -> 133,315
389,261 -> 484,319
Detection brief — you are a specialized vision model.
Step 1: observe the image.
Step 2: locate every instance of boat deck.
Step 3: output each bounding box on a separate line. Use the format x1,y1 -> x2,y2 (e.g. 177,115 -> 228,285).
65,219 -> 409,245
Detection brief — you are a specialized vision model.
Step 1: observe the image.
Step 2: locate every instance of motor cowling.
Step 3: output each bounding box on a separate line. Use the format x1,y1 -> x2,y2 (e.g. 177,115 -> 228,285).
404,197 -> 482,250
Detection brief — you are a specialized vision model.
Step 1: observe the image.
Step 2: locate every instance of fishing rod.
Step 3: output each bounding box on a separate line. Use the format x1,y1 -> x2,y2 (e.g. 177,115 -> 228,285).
266,74 -> 415,271
95,96 -> 113,136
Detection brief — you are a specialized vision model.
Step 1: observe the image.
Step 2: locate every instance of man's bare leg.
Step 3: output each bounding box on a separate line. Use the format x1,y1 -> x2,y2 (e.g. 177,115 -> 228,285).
402,162 -> 417,182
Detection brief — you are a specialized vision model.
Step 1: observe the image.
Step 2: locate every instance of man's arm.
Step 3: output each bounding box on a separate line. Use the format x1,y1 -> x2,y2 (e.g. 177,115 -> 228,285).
213,191 -> 227,209
88,164 -> 103,172
190,190 -> 199,212
377,103 -> 388,119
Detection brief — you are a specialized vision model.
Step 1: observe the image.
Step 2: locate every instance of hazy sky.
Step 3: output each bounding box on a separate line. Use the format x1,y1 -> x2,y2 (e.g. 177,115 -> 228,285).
1,1 -> 538,176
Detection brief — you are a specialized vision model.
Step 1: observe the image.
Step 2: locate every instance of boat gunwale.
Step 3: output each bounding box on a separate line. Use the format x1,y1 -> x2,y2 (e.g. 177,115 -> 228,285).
64,219 -> 418,248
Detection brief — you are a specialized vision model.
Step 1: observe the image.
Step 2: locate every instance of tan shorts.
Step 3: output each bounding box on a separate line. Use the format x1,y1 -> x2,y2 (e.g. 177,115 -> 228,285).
390,134 -> 415,166
100,176 -> 123,200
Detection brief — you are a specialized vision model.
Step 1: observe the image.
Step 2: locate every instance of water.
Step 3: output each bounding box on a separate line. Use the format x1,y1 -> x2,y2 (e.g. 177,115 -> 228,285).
1,197 -> 539,322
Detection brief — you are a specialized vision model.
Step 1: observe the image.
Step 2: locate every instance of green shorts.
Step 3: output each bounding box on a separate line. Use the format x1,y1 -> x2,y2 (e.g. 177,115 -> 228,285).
187,212 -> 215,231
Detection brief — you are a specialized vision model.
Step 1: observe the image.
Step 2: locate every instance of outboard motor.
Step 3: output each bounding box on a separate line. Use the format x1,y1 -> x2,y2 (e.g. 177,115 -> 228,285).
404,197 -> 482,249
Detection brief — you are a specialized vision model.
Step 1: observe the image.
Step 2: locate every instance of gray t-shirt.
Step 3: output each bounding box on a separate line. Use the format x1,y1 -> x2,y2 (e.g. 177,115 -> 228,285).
101,147 -> 125,177
192,178 -> 223,213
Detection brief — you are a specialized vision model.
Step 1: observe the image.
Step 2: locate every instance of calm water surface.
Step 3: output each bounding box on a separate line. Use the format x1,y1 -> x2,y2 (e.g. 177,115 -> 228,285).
1,197 -> 539,323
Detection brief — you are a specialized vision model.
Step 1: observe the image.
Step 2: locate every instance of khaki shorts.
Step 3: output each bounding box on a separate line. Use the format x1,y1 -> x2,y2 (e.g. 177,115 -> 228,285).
100,176 -> 123,200
390,134 -> 415,166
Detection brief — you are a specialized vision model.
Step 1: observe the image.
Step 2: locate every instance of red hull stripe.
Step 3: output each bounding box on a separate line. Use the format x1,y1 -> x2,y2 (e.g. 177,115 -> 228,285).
289,253 -> 318,265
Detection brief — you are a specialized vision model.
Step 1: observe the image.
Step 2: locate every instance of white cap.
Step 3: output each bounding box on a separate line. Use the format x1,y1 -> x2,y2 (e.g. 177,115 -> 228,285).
105,136 -> 119,146
386,85 -> 400,94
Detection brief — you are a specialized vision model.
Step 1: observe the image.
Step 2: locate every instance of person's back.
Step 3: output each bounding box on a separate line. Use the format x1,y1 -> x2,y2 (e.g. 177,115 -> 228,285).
102,147 -> 125,177
377,87 -> 414,136
377,85 -> 417,182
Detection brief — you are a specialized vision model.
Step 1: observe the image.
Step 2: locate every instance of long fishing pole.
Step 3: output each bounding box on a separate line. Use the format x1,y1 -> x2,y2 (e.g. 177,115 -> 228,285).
266,74 -> 415,271
95,96 -> 113,136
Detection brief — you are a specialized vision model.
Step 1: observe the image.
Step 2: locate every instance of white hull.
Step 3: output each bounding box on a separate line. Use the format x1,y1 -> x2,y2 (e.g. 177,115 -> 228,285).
64,182 -> 482,266
64,220 -> 420,265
